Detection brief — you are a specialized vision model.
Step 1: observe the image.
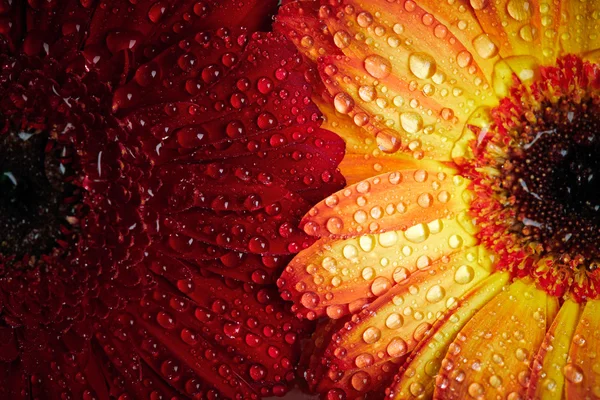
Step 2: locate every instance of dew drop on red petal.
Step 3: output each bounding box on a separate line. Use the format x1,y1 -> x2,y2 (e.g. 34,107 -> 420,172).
257,77 -> 274,94
160,359 -> 181,381
257,112 -> 277,130
326,388 -> 347,400
245,333 -> 262,348
248,235 -> 269,253
193,1 -> 209,17
202,64 -> 222,84
156,311 -> 175,329
148,2 -> 167,23
249,364 -> 267,381
180,328 -> 198,345
135,63 -> 161,87
226,120 -> 245,138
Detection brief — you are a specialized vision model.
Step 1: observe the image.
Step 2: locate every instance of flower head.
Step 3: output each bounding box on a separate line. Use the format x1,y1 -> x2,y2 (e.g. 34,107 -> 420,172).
0,1 -> 345,398
277,0 -> 600,398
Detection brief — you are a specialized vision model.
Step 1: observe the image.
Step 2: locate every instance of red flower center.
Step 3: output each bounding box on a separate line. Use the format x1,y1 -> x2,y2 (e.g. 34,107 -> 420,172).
0,129 -> 78,264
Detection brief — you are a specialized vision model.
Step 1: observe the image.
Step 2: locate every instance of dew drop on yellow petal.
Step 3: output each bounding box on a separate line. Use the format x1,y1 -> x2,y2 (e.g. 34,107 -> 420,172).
400,112 -> 423,133
506,0 -> 532,21
426,285 -> 446,303
371,277 -> 392,296
454,264 -> 475,284
363,326 -> 382,344
379,231 -> 399,247
408,52 -> 437,79
404,223 -> 430,243
473,34 -> 499,59
386,313 -> 404,329
364,55 -> 392,79
362,267 -> 375,281
359,235 -> 375,251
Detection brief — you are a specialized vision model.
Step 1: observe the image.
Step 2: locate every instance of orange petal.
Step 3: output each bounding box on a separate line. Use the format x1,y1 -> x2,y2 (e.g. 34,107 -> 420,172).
316,96 -> 430,185
434,279 -> 559,400
527,299 -> 581,400
387,272 -> 510,399
302,246 -> 492,396
564,299 -> 600,399
301,168 -> 471,239
280,216 -> 479,319
278,0 -> 499,162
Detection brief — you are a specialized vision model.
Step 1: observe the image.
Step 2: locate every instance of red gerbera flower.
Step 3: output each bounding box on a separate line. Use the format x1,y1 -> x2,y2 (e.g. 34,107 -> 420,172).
0,1 -> 345,398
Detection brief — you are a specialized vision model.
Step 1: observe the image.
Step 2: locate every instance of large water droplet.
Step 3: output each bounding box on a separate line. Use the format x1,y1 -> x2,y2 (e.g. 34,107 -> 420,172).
364,55 -> 392,79
409,53 -> 437,79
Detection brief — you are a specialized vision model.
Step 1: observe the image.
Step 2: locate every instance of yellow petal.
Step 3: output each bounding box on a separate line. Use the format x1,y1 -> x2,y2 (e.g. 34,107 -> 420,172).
388,272 -> 510,400
470,0 -> 544,59
302,168 -> 471,239
434,279 -> 559,399
280,217 -> 479,319
558,0 -> 600,55
528,299 -> 581,400
565,299 -> 600,399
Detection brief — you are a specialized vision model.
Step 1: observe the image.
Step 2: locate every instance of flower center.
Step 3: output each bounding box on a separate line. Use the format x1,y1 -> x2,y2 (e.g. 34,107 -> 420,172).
0,130 -> 75,263
467,56 -> 600,300
504,97 -> 600,264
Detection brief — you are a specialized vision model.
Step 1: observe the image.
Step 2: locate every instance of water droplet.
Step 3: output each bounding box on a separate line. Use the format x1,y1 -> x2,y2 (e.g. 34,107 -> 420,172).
507,0 -> 532,21
400,113 -> 424,133
426,285 -> 446,303
404,223 -> 430,243
362,327 -> 381,344
334,92 -> 355,114
376,130 -> 401,153
454,265 -> 475,284
387,337 -> 408,357
470,0 -> 489,9
300,292 -> 320,309
371,277 -> 392,296
334,30 -> 352,49
326,217 -> 344,234
358,85 -> 376,102
564,363 -> 584,384
357,11 -> 374,27
473,34 -> 499,59
386,313 -> 404,329
364,55 -> 392,79
351,371 -> 371,391
409,53 -> 437,79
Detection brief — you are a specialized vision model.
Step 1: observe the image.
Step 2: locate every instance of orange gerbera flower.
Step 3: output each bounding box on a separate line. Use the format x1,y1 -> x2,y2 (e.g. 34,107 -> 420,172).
275,0 -> 600,398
